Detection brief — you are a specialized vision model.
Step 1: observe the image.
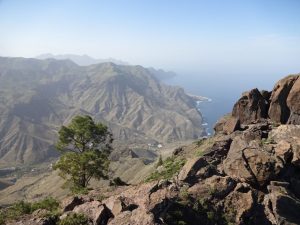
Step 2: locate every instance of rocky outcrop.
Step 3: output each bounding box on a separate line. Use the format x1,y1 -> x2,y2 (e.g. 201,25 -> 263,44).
214,115 -> 240,134
73,201 -> 113,225
269,75 -> 299,124
232,88 -> 269,124
223,136 -> 282,187
287,77 -> 300,124
264,181 -> 300,225
230,74 -> 300,126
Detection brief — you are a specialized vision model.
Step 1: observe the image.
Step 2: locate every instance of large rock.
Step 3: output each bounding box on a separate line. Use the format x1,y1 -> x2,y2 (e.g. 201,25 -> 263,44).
232,88 -> 269,124
61,196 -> 84,212
214,115 -> 240,134
223,136 -> 281,186
269,75 -> 299,124
274,140 -> 292,163
269,125 -> 300,167
264,181 -> 300,225
104,181 -> 176,225
73,201 -> 113,225
224,185 -> 255,224
178,157 -> 207,184
287,76 -> 300,124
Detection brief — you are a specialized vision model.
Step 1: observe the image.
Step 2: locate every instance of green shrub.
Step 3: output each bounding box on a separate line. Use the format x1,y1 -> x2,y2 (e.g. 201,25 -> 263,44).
31,197 -> 59,212
58,213 -> 89,225
156,154 -> 163,167
0,197 -> 60,224
145,156 -> 186,182
195,138 -> 214,156
0,212 -> 5,225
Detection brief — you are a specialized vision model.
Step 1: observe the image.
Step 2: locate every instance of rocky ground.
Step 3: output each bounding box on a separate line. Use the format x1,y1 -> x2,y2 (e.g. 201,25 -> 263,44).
4,74 -> 300,225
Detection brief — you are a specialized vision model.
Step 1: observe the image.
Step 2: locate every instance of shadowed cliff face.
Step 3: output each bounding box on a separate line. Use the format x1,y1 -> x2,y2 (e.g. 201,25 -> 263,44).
0,57 -> 204,166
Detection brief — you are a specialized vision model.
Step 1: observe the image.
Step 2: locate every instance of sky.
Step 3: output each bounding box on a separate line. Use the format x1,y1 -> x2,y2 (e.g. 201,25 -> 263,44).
1,0 -> 300,84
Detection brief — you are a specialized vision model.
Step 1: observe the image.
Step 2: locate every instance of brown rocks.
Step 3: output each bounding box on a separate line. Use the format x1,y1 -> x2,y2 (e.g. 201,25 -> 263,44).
287,77 -> 300,124
205,175 -> 236,198
223,137 -> 281,186
264,181 -> 300,225
177,157 -> 207,184
73,201 -> 113,225
230,74 -> 300,125
224,186 -> 254,224
269,75 -> 299,124
274,140 -> 292,163
232,88 -> 269,124
214,115 -> 240,134
269,125 -> 300,167
61,196 -> 84,212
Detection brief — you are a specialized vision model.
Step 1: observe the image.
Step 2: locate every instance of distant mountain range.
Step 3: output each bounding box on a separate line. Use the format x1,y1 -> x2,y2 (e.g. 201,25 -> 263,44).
0,57 -> 204,166
36,53 -> 129,66
36,54 -> 177,81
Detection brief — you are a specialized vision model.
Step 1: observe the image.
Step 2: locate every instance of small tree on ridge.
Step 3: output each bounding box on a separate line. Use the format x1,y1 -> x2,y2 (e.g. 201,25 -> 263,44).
54,115 -> 113,190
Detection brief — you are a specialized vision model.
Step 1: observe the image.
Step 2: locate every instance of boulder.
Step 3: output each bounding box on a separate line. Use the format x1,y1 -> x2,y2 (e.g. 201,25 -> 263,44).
269,125 -> 300,167
260,90 -> 272,101
214,115 -> 240,134
177,157 -> 207,184
274,140 -> 292,163
205,175 -> 236,198
223,137 -> 255,183
243,148 -> 280,186
73,201 -> 113,225
109,196 -> 138,216
214,116 -> 228,133
223,137 -> 281,186
61,196 -> 84,212
287,76 -> 300,124
264,181 -> 300,225
223,116 -> 240,134
269,75 -> 299,124
232,88 -> 269,124
241,123 -> 270,142
224,186 -> 254,224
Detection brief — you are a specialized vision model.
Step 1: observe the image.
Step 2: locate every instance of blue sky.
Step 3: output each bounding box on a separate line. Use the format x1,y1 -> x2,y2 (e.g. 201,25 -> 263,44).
1,0 -> 300,78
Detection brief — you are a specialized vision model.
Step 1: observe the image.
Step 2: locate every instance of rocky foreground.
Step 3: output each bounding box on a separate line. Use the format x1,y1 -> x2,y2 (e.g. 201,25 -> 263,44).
7,75 -> 300,225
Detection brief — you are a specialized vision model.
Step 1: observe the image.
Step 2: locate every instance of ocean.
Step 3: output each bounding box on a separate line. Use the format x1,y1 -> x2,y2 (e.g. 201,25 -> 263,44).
165,73 -> 281,135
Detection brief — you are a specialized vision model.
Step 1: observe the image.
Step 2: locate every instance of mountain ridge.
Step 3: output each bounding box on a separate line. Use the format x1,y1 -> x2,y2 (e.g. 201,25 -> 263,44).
0,57 -> 205,166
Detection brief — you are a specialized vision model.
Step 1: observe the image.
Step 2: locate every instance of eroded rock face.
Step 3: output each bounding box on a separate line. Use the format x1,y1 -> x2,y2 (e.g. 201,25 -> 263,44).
178,157 -> 208,184
269,76 -> 299,124
73,201 -> 113,225
214,115 -> 240,134
223,136 -> 281,187
224,186 -> 254,224
287,77 -> 300,124
61,196 -> 84,212
232,88 -> 269,124
264,181 -> 300,225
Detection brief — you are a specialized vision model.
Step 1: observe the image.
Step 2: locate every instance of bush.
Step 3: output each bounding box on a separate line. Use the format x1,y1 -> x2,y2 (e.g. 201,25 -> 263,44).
58,213 -> 89,225
0,197 -> 60,224
31,197 -> 59,212
145,156 -> 186,182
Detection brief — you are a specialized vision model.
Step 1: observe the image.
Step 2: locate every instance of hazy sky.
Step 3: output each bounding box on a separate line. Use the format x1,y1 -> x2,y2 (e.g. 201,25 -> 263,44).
1,0 -> 300,77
